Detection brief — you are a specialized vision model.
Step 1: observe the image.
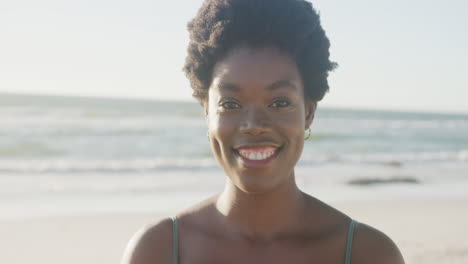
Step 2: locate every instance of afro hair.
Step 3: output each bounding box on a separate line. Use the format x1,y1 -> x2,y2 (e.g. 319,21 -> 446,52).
184,0 -> 337,104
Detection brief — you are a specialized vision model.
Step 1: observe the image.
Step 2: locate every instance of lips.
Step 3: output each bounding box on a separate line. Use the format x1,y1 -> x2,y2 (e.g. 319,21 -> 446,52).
233,144 -> 281,168
237,146 -> 277,160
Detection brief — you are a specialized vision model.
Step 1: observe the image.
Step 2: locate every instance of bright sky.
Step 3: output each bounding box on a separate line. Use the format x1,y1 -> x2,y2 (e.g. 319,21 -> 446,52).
1,0 -> 467,113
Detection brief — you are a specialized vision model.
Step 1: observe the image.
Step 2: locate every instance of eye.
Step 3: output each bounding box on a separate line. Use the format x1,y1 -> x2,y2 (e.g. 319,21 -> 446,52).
220,100 -> 241,110
270,98 -> 291,108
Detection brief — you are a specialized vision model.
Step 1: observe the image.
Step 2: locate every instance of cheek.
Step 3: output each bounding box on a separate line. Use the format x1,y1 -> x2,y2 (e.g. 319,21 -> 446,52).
277,111 -> 306,158
208,114 -> 237,160
282,122 -> 305,149
278,110 -> 306,136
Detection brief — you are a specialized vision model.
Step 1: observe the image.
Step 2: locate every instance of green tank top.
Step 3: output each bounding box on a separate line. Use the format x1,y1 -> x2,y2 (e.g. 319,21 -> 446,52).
171,217 -> 357,264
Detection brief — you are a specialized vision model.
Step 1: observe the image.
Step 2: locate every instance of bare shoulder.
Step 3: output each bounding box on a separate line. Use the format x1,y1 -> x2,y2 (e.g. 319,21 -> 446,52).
352,222 -> 405,264
121,217 -> 174,264
120,196 -> 218,264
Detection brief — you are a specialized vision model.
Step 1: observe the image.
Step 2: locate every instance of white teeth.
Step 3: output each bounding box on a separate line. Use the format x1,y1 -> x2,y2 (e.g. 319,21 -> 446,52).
256,152 -> 262,160
238,149 -> 276,161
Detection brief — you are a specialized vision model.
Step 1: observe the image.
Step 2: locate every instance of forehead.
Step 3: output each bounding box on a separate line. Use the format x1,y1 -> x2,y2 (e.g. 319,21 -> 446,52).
210,45 -> 303,93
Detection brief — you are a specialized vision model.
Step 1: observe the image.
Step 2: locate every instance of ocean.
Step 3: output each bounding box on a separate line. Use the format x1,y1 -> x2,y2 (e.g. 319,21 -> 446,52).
1,93 -> 467,220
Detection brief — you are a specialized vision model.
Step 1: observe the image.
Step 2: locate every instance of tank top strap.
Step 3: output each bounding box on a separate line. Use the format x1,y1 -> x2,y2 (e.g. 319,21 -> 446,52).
171,216 -> 356,264
171,216 -> 179,264
345,219 -> 357,264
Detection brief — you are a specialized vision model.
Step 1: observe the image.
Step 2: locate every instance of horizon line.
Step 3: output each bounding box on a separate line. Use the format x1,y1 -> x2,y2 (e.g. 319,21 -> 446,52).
1,91 -> 467,116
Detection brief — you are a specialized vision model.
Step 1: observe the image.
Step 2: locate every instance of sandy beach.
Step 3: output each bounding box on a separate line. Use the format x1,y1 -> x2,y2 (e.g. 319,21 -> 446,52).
1,198 -> 467,264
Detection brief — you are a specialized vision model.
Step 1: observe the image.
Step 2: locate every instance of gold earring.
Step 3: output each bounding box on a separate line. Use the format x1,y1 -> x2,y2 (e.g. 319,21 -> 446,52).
305,127 -> 311,140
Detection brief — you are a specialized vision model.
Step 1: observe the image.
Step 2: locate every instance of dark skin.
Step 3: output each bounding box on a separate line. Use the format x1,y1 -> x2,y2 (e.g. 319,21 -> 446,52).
122,45 -> 405,264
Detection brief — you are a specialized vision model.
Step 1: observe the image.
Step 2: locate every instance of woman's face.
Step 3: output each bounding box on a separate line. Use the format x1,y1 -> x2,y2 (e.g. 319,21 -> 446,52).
206,45 -> 316,193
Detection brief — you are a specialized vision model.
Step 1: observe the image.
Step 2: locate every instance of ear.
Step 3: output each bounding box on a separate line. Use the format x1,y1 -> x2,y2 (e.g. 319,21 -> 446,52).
203,102 -> 209,120
201,96 -> 209,117
203,101 -> 210,128
305,99 -> 317,129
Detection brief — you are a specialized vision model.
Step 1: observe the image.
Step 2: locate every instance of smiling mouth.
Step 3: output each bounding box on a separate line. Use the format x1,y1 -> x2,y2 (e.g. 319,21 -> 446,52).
237,146 -> 278,160
233,146 -> 281,168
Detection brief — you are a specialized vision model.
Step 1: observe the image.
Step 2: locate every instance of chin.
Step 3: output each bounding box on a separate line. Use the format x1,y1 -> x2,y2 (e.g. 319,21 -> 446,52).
229,171 -> 290,194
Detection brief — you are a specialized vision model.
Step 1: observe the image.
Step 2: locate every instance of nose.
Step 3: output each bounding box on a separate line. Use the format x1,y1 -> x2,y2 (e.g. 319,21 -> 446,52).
239,105 -> 271,135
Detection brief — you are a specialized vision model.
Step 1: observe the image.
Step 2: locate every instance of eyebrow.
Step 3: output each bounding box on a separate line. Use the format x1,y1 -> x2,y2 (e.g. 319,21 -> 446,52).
217,82 -> 240,91
217,80 -> 297,92
267,80 -> 297,91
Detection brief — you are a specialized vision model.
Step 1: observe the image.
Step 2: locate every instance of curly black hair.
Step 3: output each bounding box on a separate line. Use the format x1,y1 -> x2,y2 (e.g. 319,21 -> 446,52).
184,0 -> 336,105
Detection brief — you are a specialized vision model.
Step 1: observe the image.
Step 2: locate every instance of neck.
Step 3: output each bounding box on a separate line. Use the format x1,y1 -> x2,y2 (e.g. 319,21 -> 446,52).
215,174 -> 308,241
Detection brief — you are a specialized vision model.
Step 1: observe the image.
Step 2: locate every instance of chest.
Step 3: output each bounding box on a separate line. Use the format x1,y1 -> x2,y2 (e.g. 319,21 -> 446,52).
178,232 -> 348,264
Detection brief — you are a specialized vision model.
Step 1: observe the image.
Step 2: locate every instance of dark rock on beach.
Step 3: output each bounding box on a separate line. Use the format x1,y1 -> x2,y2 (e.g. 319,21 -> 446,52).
348,176 -> 420,186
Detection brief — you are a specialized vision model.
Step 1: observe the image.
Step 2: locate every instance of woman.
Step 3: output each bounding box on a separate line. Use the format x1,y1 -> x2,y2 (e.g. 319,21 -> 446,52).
123,0 -> 405,263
